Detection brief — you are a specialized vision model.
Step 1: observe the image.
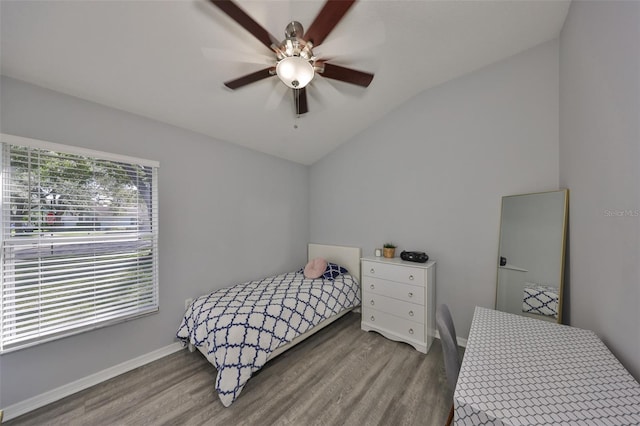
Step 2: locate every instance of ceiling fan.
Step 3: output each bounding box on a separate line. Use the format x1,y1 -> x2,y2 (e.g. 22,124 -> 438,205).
209,0 -> 375,115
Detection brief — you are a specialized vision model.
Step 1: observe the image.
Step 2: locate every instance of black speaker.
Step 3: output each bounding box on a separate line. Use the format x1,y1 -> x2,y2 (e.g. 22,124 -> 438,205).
400,251 -> 429,263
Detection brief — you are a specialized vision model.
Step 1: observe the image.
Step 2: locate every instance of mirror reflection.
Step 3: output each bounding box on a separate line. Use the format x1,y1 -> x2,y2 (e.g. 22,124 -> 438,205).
495,189 -> 569,323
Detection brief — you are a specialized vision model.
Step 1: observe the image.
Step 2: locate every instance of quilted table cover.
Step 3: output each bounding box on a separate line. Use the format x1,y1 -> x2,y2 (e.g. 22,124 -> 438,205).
455,307 -> 640,425
176,271 -> 360,406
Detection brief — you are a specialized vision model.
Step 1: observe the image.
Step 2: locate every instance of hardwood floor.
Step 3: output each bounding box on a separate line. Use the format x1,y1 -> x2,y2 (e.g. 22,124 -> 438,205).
6,313 -> 453,426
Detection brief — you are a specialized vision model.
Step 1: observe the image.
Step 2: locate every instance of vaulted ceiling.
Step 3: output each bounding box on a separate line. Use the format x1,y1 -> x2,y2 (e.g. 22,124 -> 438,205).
1,0 -> 570,165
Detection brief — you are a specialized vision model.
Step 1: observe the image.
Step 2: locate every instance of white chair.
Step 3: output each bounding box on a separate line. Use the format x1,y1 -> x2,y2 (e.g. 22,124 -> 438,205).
436,304 -> 461,426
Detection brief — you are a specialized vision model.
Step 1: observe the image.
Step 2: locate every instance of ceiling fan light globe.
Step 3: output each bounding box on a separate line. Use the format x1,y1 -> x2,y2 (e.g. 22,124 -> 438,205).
276,56 -> 314,89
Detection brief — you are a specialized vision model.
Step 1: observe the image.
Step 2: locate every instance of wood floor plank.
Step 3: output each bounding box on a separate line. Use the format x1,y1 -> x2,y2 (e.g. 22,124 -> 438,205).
5,313 -> 454,426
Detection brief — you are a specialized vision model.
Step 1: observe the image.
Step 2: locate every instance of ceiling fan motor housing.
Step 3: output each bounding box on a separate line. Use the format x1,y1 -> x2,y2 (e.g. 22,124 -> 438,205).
285,21 -> 303,38
275,21 -> 315,88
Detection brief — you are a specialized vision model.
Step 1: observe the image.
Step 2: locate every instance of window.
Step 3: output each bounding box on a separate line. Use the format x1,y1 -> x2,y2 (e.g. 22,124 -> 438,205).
0,134 -> 159,353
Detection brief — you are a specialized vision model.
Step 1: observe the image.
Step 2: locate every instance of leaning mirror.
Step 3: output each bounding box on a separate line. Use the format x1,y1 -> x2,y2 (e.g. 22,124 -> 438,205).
495,189 -> 569,323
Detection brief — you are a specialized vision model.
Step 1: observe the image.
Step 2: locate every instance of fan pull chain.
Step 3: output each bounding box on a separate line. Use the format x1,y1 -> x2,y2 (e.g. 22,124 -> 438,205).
293,88 -> 300,128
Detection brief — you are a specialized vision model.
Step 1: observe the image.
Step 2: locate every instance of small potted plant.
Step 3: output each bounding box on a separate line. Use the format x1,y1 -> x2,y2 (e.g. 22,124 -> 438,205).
383,243 -> 396,258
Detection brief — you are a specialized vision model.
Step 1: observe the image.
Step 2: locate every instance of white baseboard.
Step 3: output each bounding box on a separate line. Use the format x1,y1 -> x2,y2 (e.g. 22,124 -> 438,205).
2,342 -> 184,421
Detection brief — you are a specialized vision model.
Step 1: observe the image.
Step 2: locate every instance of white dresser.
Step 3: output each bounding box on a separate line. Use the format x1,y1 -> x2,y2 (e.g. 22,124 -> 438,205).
360,257 -> 436,353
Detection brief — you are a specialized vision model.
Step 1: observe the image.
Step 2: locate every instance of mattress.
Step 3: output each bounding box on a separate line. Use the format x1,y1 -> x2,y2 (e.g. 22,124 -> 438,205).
176,269 -> 360,407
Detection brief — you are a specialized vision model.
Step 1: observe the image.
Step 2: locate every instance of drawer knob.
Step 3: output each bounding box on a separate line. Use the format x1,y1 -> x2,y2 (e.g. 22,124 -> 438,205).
409,328 -> 414,335
370,316 -> 375,322
408,292 -> 413,298
370,284 -> 375,290
409,310 -> 414,317
370,268 -> 375,274
409,275 -> 414,281
370,300 -> 375,306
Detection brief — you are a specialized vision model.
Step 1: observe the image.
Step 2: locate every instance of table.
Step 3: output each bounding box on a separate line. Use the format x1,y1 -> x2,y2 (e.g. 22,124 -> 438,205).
454,307 -> 640,425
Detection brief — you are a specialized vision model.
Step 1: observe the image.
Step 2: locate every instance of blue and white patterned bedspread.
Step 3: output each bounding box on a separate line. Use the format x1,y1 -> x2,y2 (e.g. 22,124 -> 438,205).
522,284 -> 559,318
175,270 -> 360,407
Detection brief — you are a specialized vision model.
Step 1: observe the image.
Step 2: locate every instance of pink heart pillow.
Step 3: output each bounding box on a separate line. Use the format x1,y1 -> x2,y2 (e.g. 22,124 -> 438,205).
304,257 -> 328,279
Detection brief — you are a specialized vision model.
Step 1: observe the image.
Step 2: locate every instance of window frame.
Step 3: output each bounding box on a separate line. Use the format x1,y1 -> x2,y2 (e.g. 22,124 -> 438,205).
0,133 -> 159,353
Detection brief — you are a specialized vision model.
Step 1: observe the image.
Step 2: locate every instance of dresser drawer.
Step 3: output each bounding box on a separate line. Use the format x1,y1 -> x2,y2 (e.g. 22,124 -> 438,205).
363,293 -> 425,323
362,261 -> 425,286
363,276 -> 425,305
363,307 -> 425,342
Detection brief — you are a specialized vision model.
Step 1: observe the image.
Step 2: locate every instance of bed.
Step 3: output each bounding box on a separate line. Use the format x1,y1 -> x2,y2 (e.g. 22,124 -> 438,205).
175,243 -> 362,407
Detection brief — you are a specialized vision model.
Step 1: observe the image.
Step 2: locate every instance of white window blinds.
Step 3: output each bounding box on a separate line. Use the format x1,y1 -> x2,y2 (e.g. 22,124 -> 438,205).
0,135 -> 159,353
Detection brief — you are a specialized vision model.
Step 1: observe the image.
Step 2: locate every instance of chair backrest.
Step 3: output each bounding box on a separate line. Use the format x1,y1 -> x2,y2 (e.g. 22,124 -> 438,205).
436,304 -> 460,390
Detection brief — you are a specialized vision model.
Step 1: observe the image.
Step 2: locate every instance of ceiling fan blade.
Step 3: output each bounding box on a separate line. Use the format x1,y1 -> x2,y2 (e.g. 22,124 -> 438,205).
202,47 -> 273,65
210,0 -> 278,50
307,76 -> 347,108
224,67 -> 275,89
265,82 -> 288,110
314,20 -> 386,59
294,88 -> 308,115
318,62 -> 374,87
303,0 -> 357,47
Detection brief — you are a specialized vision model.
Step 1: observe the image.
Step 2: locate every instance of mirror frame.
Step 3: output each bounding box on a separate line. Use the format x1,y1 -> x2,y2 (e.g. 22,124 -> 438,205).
495,189 -> 569,323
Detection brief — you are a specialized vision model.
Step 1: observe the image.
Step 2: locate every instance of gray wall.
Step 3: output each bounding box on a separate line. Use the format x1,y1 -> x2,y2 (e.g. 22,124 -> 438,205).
559,1 -> 640,379
0,76 -> 310,407
310,40 -> 560,340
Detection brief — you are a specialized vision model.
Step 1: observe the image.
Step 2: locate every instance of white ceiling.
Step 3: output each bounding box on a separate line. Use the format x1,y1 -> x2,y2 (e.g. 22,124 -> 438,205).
1,0 -> 570,165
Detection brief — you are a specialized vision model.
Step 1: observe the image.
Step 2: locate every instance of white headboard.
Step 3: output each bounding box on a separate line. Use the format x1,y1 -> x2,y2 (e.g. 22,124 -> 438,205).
308,243 -> 362,283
